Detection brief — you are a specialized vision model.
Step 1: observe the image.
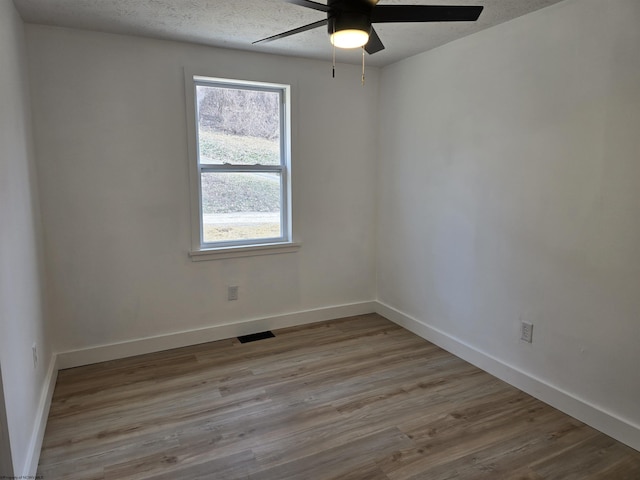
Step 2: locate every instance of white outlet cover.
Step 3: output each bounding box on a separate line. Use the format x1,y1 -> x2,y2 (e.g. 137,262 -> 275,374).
32,343 -> 38,368
521,322 -> 533,343
228,286 -> 239,301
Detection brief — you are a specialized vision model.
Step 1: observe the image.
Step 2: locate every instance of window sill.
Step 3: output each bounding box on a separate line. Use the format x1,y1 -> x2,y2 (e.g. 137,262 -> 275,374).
189,242 -> 301,261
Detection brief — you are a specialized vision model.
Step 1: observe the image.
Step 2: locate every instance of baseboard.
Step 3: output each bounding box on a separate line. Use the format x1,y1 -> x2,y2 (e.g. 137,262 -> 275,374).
22,353 -> 58,477
375,301 -> 640,452
56,301 -> 376,370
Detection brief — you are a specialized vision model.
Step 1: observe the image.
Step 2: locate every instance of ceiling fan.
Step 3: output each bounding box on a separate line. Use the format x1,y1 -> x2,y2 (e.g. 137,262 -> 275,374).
253,0 -> 484,55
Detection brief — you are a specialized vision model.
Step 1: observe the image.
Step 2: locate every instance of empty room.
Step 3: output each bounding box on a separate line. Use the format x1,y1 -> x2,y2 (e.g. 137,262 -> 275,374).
1,0 -> 639,478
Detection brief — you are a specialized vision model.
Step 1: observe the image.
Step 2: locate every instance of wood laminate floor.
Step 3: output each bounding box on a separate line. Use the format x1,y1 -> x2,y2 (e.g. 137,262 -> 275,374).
38,314 -> 640,479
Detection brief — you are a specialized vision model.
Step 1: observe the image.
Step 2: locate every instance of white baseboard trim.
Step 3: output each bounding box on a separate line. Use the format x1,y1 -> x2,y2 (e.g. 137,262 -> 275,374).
56,302 -> 377,370
375,301 -> 640,452
22,354 -> 58,477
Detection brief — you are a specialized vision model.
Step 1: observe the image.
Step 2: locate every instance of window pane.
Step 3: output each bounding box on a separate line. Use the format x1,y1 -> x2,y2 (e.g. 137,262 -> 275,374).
201,172 -> 282,243
196,85 -> 281,166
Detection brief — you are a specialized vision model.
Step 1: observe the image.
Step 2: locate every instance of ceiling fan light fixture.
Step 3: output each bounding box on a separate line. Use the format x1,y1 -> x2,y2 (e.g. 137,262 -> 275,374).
330,28 -> 370,49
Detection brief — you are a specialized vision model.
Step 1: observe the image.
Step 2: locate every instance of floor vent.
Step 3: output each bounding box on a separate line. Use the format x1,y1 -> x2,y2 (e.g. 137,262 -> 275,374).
237,331 -> 275,343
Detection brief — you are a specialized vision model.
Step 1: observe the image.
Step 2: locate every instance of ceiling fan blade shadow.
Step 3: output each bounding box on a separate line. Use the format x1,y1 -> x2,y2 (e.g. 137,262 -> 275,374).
372,5 -> 483,23
253,19 -> 328,44
282,0 -> 330,12
365,27 -> 385,55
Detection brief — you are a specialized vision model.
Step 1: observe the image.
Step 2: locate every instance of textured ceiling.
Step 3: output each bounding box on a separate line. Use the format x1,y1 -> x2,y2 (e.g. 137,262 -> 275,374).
13,0 -> 565,67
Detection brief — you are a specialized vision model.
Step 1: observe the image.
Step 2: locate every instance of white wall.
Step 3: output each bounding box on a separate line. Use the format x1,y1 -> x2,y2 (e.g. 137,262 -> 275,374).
378,0 -> 640,445
26,26 -> 379,355
0,0 -> 52,475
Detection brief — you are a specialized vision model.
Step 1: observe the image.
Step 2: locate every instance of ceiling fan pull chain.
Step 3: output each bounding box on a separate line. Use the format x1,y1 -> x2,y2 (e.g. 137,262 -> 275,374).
332,20 -> 336,78
332,43 -> 336,78
361,46 -> 365,86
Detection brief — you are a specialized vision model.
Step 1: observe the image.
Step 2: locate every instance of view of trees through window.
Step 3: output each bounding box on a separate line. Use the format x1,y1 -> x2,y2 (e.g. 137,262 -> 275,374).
196,85 -> 284,244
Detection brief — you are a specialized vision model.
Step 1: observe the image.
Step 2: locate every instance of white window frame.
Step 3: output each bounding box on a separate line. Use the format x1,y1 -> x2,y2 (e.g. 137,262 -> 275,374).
184,71 -> 298,260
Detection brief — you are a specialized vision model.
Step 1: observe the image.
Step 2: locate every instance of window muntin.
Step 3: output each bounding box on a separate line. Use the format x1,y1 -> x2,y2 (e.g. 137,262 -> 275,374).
192,78 -> 290,249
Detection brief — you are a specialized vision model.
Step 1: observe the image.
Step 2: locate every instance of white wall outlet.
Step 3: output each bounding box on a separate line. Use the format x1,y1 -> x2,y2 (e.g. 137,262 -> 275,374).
521,321 -> 533,343
32,343 -> 38,368
227,285 -> 239,301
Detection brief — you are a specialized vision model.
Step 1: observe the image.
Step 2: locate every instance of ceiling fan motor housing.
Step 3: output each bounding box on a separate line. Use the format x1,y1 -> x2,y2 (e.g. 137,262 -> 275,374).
327,0 -> 374,35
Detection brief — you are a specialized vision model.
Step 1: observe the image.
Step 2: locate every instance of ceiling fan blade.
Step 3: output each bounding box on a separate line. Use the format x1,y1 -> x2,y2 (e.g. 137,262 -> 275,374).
253,19 -> 328,44
372,5 -> 483,23
365,27 -> 385,55
282,0 -> 330,12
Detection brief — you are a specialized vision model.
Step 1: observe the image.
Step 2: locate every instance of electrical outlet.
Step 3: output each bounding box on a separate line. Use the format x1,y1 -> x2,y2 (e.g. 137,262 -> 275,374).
227,286 -> 239,301
521,322 -> 533,343
32,343 -> 38,368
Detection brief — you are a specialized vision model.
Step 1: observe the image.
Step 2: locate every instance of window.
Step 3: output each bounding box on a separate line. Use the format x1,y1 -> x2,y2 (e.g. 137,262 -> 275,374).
186,74 -> 295,259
